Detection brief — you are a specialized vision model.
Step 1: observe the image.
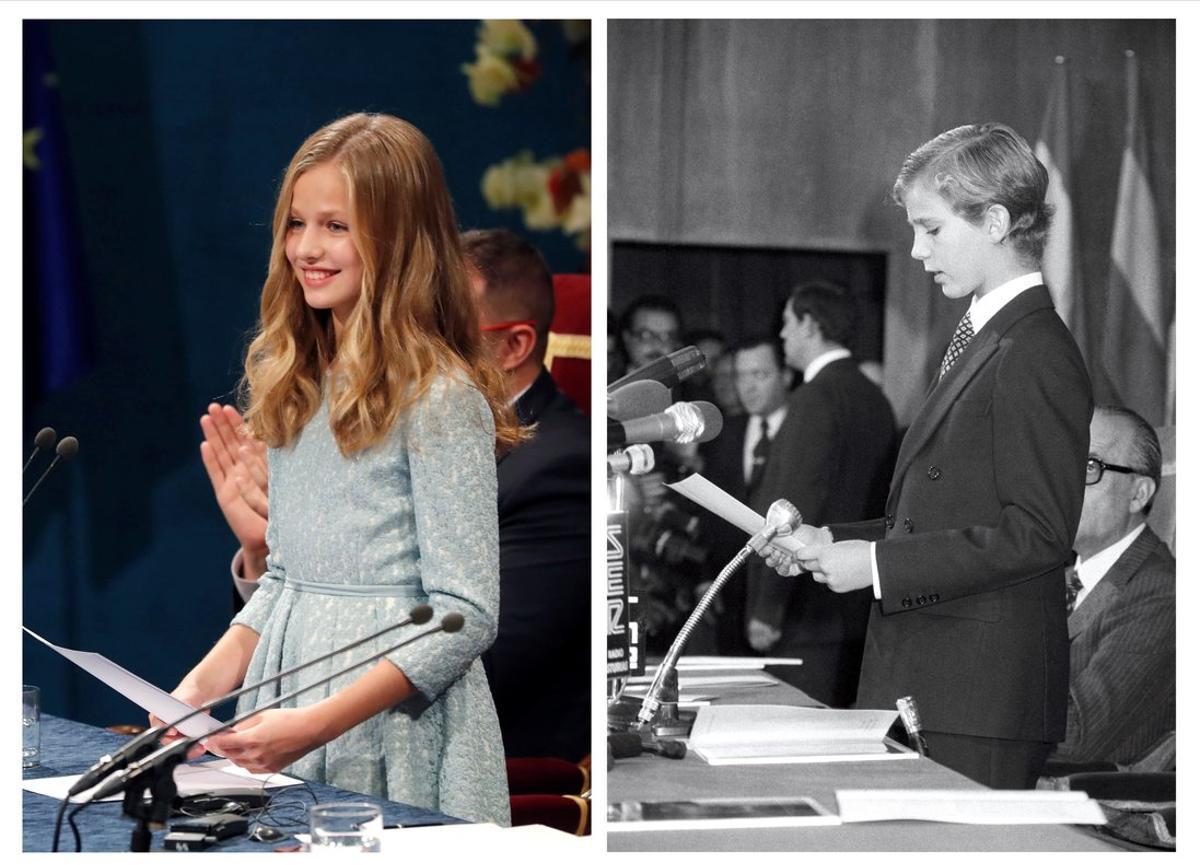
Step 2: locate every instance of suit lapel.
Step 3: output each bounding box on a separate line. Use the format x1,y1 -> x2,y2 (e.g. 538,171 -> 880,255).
1068,527 -> 1161,639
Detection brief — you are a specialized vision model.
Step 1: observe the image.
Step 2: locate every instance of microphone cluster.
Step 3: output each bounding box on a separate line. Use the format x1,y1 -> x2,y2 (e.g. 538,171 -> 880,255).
606,346 -> 725,449
24,426 -> 79,507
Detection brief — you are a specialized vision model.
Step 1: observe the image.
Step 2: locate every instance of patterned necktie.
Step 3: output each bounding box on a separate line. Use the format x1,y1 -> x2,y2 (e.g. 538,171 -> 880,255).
1065,566 -> 1084,614
939,311 -> 975,380
747,416 -> 771,494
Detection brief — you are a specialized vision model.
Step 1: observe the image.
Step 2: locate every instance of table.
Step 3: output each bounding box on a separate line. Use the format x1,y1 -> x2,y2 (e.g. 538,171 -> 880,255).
23,715 -> 463,852
607,670 -> 1123,851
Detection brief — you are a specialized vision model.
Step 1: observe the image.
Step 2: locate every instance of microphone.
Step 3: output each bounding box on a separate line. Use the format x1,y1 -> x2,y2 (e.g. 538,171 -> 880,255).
607,380 -> 672,422
607,445 -> 655,476
67,604 -> 435,797
607,345 -> 706,394
896,695 -> 930,757
88,611 -> 466,802
23,436 -> 79,507
608,731 -> 687,760
607,401 -> 723,447
635,500 -> 802,729
24,427 -> 57,473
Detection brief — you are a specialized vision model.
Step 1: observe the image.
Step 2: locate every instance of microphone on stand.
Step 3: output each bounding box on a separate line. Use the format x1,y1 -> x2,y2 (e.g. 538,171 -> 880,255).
607,380 -> 672,422
607,401 -> 723,448
607,445 -> 655,476
635,499 -> 802,729
607,345 -> 706,394
24,427 -> 57,474
68,603 -> 435,798
87,611 -> 466,804
23,436 -> 79,507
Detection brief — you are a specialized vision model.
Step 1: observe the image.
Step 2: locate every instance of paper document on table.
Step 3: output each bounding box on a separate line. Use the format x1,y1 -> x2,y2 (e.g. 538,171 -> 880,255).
689,704 -> 916,765
22,627 -> 223,739
23,759 -> 302,804
666,473 -> 810,557
626,672 -> 777,689
661,656 -> 806,671
836,789 -> 1107,825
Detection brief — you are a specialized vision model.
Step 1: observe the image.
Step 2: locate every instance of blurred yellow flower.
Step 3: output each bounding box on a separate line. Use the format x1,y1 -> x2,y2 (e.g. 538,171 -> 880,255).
462,47 -> 520,108
479,20 -> 537,60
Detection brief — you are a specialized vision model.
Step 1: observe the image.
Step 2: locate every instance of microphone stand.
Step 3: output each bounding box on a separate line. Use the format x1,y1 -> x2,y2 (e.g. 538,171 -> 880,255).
85,614 -> 460,853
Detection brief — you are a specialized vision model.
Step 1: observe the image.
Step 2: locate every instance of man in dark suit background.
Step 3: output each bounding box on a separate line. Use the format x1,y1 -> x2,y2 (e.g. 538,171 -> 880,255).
762,124 -> 1093,789
462,229 -> 590,762
744,284 -> 895,706
1051,405 -> 1174,767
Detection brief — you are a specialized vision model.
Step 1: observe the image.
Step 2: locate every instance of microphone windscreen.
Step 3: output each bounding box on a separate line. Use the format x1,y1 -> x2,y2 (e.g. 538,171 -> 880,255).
35,427 -> 57,449
440,612 -> 465,633
409,604 -> 434,625
607,380 -> 671,422
56,436 -> 80,459
694,401 -> 724,443
607,731 -> 643,759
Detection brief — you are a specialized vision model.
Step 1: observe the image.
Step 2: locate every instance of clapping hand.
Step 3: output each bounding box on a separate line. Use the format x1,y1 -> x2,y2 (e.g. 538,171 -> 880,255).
199,404 -> 270,575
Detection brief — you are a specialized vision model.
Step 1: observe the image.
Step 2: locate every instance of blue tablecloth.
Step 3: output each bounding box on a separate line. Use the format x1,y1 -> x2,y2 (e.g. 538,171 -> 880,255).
23,714 -> 463,852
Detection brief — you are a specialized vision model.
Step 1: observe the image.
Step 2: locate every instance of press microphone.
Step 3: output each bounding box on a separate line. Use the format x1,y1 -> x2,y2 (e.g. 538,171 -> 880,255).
68,603 -> 435,798
607,345 -> 706,394
23,436 -> 79,507
88,611 -> 465,803
607,445 -> 655,476
607,401 -> 723,448
607,380 -> 672,422
24,427 -> 57,473
635,499 -> 802,729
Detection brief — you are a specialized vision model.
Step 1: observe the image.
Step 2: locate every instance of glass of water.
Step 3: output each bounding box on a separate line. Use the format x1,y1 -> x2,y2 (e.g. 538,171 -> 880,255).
308,802 -> 383,853
22,685 -> 40,769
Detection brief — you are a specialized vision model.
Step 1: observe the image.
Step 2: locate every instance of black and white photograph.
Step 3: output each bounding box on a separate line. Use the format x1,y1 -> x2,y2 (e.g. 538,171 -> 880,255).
605,17 -> 1177,852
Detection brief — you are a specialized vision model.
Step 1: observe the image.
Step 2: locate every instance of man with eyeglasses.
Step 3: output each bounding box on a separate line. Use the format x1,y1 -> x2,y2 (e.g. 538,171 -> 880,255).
1048,405 -> 1174,768
618,295 -> 683,374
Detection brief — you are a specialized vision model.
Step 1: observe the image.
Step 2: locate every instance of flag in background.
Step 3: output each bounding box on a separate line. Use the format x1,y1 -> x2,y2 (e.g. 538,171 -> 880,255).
23,21 -> 94,408
1034,55 -> 1086,352
1101,49 -> 1167,426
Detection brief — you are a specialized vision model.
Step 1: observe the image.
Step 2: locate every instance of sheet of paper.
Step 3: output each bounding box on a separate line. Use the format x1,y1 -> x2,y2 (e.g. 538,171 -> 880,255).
835,789 -> 1107,825
666,474 -> 810,556
23,759 -> 302,803
625,673 -> 777,689
23,627 -> 224,739
658,656 -> 806,671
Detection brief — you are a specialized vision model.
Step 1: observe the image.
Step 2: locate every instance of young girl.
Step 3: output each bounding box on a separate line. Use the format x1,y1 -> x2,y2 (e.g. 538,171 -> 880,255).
163,113 -> 520,824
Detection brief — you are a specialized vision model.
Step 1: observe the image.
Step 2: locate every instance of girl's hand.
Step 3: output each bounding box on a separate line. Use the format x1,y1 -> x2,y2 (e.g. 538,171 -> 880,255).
204,708 -> 325,775
199,404 -> 270,559
148,682 -> 212,761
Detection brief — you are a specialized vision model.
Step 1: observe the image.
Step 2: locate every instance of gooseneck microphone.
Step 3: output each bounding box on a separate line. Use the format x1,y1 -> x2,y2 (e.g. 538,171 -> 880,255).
23,436 -> 79,507
607,345 -> 706,394
87,612 -> 465,803
24,427 -> 57,473
635,500 -> 802,729
607,401 -> 724,447
67,603 -> 435,798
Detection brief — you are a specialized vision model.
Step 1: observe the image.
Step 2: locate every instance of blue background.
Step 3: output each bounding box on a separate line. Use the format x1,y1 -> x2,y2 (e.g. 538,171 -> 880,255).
22,19 -> 590,728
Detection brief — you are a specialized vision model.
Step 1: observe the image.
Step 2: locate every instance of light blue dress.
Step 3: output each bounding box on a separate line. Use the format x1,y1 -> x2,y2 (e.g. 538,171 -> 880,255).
231,374 -> 510,825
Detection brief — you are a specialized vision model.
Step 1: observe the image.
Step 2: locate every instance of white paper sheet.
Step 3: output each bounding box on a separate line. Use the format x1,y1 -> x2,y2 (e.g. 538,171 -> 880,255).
22,759 -> 302,803
23,627 -> 224,739
835,789 -> 1107,825
666,474 -> 811,556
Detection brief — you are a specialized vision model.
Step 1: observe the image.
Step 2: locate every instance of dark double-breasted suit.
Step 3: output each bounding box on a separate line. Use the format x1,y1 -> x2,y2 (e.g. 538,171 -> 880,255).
746,357 -> 896,706
484,368 -> 590,761
1056,526 -> 1175,765
834,286 -> 1092,774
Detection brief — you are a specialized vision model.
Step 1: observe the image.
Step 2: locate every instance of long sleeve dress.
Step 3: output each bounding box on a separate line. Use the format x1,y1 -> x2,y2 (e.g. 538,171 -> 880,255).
230,374 -> 510,826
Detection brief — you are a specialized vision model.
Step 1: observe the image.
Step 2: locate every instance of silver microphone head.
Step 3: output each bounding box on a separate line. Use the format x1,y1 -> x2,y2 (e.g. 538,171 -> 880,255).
762,499 -> 802,539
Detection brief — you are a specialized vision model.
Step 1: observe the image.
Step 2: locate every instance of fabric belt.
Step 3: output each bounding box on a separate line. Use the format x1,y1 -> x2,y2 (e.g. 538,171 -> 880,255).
283,577 -> 426,599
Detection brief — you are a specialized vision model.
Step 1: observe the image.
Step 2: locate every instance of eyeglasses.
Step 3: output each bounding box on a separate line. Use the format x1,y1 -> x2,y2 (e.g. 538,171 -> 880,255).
627,328 -> 680,346
480,319 -> 536,333
1084,457 -> 1142,486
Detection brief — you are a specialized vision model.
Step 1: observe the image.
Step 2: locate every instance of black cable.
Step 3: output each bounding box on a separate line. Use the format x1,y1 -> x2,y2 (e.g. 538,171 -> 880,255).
67,803 -> 86,852
51,795 -> 69,852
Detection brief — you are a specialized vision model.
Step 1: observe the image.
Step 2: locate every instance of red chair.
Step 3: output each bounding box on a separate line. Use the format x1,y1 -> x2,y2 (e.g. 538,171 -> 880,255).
546,274 -> 591,416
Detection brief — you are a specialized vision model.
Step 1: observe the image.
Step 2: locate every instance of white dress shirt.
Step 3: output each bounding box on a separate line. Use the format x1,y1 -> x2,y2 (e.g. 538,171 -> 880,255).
743,405 -> 788,485
1073,523 -> 1146,610
803,347 -> 852,383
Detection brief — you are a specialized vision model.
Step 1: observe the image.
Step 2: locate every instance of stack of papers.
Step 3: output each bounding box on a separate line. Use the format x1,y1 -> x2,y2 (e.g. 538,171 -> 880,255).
835,789 -> 1107,825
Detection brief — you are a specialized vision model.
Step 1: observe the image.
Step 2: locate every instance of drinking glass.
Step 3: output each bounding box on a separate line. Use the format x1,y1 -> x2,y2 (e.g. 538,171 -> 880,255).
22,685 -> 40,769
308,802 -> 383,853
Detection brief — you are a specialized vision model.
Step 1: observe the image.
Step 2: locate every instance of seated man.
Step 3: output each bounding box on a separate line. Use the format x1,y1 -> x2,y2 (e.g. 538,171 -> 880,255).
1051,405 -> 1174,767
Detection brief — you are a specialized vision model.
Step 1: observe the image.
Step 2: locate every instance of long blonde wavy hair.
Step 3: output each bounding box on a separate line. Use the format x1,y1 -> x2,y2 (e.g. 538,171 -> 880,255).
240,113 -> 523,455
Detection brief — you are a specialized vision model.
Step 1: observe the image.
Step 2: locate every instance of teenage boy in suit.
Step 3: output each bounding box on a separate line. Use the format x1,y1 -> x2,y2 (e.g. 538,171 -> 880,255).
756,123 -> 1092,789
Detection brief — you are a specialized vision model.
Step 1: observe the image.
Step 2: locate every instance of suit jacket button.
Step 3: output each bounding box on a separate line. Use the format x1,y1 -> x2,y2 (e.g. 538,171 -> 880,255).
916,595 -> 926,605
885,514 -> 896,529
901,597 -> 913,608
903,518 -> 914,533
929,593 -> 940,603
927,465 -> 941,480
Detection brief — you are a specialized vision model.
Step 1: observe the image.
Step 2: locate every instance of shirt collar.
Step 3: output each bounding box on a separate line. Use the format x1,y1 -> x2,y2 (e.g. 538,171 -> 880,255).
968,271 -> 1043,333
803,348 -> 852,383
1074,523 -> 1147,605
